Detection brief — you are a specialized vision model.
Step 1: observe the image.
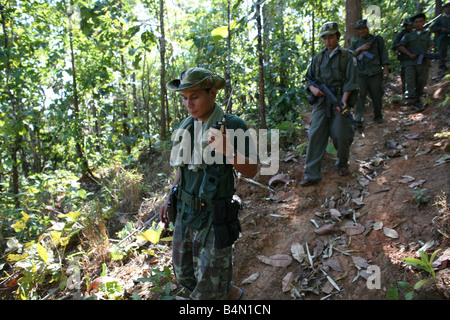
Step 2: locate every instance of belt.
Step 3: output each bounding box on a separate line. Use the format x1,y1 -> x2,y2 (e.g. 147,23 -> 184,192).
179,188 -> 214,211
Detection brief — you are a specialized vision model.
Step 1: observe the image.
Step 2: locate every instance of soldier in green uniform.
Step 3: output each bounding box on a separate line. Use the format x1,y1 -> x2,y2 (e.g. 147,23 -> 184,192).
397,13 -> 433,110
300,22 -> 359,187
430,2 -> 450,75
349,19 -> 390,126
392,18 -> 414,95
160,67 -> 257,299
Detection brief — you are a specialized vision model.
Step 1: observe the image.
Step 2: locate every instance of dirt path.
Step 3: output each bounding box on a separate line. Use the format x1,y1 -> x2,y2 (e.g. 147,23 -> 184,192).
232,63 -> 450,300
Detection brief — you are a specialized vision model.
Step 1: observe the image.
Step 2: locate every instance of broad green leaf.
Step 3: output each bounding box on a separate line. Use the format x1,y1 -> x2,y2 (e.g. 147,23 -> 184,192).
413,279 -> 430,290
405,291 -> 414,300
77,189 -> 87,199
403,257 -> 427,268
51,231 -> 62,245
211,26 -> 228,39
7,253 -> 29,262
59,237 -> 70,247
37,243 -> 49,264
12,212 -> 30,232
137,229 -> 160,244
387,286 -> 399,300
397,281 -> 411,290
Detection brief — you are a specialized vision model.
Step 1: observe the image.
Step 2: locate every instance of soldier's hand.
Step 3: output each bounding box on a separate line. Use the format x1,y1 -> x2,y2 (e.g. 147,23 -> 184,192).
409,53 -> 418,60
310,85 -> 325,97
160,200 -> 170,225
360,43 -> 372,51
338,99 -> 348,112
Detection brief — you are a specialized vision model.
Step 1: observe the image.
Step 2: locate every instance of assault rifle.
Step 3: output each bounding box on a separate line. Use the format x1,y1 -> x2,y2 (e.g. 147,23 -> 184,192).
357,35 -> 377,61
408,48 -> 445,65
305,75 -> 364,136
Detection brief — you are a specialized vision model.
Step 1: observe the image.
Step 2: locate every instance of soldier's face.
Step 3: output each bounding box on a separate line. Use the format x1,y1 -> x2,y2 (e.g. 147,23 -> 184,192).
444,6 -> 450,14
357,27 -> 369,37
321,34 -> 339,51
414,17 -> 425,30
180,88 -> 217,122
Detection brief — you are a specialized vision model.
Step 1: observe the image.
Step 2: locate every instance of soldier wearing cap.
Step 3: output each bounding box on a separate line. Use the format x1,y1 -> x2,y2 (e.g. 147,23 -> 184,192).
349,19 -> 390,126
392,17 -> 414,94
300,22 -> 359,187
160,67 -> 257,299
430,2 -> 450,74
397,13 -> 433,110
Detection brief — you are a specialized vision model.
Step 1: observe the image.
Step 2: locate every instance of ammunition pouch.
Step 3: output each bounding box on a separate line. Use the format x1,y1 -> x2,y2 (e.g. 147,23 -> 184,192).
212,195 -> 242,249
167,185 -> 179,223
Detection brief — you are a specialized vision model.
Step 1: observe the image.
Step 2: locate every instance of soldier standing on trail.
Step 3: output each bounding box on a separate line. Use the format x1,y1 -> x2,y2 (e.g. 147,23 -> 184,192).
300,22 -> 359,187
430,2 -> 450,75
349,19 -> 390,127
397,13 -> 433,111
159,67 -> 257,300
392,18 -> 414,95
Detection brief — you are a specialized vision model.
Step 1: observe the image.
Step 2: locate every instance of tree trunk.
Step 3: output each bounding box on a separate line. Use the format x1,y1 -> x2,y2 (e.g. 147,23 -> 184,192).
256,2 -> 267,129
311,10 -> 315,59
1,4 -> 20,208
345,0 -> 362,48
120,53 -> 131,155
225,0 -> 232,112
68,0 -> 97,181
277,0 -> 287,88
159,0 -> 167,140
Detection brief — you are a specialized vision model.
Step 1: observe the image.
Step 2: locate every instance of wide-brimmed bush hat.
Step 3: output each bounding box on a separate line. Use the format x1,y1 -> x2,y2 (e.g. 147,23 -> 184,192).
166,67 -> 226,92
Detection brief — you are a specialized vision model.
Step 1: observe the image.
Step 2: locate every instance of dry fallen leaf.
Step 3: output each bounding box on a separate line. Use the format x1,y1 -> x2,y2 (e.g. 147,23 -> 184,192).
383,227 -> 399,239
352,256 -> 370,269
323,258 -> 343,272
373,221 -> 383,230
257,254 -> 293,268
314,223 -> 340,235
291,243 -> 305,263
340,221 -> 365,235
329,208 -> 341,219
409,179 -> 426,188
241,272 -> 259,285
268,173 -> 290,186
432,248 -> 450,270
398,175 -> 415,184
282,272 -> 294,292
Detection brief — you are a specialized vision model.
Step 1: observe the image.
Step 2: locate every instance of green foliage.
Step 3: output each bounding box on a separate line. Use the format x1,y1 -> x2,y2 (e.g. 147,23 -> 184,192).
387,279 -> 431,300
4,209 -> 84,299
1,0 -> 447,300
411,188 -> 431,205
387,250 -> 439,300
137,266 -> 175,300
403,250 -> 440,280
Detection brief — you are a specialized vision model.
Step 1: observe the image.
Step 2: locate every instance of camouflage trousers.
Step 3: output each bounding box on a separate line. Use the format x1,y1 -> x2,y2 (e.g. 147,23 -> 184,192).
404,64 -> 429,102
304,101 -> 355,182
172,213 -> 233,300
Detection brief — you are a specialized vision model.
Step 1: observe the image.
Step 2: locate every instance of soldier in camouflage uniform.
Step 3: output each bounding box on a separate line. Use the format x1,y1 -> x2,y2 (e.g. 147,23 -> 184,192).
160,67 -> 257,300
430,2 -> 450,74
300,22 -> 359,187
350,19 -> 390,126
397,13 -> 433,110
392,18 -> 414,95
